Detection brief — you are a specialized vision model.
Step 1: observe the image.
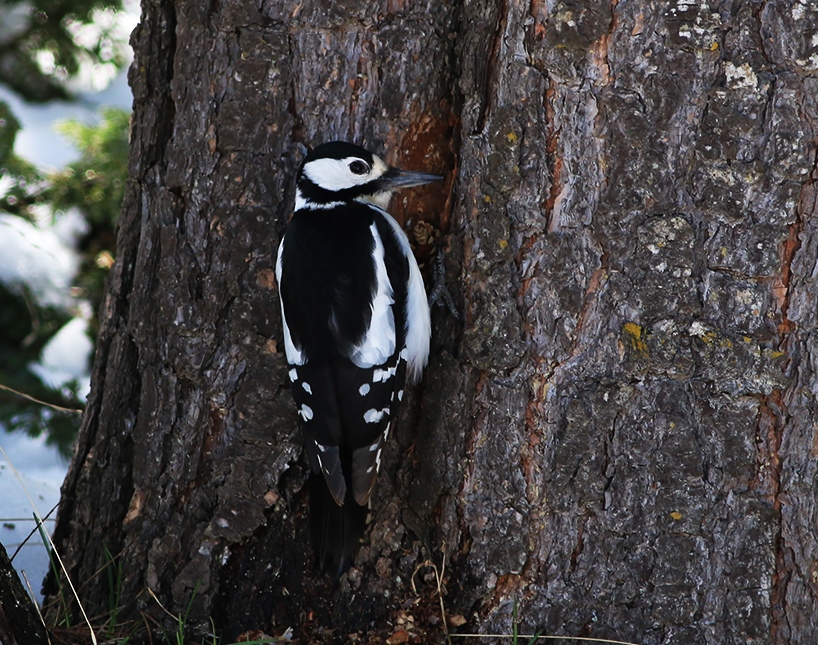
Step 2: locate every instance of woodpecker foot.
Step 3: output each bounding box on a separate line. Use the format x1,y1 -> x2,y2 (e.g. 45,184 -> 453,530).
428,248 -> 460,320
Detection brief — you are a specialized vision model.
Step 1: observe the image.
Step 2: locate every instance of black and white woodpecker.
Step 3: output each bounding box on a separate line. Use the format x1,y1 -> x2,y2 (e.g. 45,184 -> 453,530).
276,141 -> 442,575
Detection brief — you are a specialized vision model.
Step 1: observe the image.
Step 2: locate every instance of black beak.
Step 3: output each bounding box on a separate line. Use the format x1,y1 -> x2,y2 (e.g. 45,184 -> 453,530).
379,168 -> 444,190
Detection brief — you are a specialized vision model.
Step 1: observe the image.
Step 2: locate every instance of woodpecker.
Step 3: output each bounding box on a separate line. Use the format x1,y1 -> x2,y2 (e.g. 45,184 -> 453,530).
276,141 -> 441,576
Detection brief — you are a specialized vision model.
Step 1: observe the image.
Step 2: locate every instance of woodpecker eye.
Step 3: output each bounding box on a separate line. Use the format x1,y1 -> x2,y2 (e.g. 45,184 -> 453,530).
349,160 -> 370,175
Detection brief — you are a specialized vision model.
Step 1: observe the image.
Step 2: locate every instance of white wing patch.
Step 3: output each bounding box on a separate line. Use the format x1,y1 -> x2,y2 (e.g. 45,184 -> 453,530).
275,237 -> 284,293
349,223 -> 396,368
363,408 -> 389,423
372,365 -> 397,382
280,311 -> 305,365
277,236 -> 306,365
376,210 -> 431,382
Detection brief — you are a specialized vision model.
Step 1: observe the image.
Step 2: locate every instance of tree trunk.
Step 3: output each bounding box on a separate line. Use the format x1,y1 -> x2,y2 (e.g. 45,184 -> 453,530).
45,1 -> 818,643
0,543 -> 48,644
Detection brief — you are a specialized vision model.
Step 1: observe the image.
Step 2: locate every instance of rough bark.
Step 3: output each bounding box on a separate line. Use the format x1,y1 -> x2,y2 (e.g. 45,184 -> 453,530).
0,543 -> 48,645
45,1 -> 818,644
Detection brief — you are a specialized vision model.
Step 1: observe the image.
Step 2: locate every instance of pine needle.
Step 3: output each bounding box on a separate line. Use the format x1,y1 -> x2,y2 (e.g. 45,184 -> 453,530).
0,382 -> 83,414
21,569 -> 53,645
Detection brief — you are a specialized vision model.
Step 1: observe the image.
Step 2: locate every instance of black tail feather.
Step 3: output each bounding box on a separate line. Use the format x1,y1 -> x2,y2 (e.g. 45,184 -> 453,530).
309,472 -> 368,577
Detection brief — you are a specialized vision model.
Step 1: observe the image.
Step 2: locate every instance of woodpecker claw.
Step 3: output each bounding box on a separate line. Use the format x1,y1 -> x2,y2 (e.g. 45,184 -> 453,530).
428,248 -> 460,320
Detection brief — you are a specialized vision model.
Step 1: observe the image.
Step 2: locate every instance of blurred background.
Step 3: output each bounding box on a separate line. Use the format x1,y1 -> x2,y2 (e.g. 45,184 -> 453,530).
0,0 -> 139,600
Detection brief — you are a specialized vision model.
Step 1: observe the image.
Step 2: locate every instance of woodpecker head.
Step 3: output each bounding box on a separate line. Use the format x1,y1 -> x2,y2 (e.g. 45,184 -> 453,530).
295,141 -> 442,211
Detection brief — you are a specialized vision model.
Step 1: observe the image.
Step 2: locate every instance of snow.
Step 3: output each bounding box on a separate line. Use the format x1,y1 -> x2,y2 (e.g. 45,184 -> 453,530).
0,0 -> 137,170
0,2 -> 33,46
0,209 -> 86,310
0,0 -> 139,605
0,138 -> 94,610
0,204 -> 89,599
0,68 -> 134,170
0,432 -> 66,494
29,317 -> 93,400
0,433 -> 66,603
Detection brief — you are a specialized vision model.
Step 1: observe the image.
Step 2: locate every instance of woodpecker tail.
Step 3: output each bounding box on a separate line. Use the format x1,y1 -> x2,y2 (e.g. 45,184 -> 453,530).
309,472 -> 368,577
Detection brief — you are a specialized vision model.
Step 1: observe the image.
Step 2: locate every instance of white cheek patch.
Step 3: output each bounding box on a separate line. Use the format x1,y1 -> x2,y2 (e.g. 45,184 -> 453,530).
303,156 -> 387,191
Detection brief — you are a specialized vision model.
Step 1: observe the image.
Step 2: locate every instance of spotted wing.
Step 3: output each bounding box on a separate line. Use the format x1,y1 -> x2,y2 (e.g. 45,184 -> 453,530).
286,361 -> 346,505
330,347 -> 408,505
